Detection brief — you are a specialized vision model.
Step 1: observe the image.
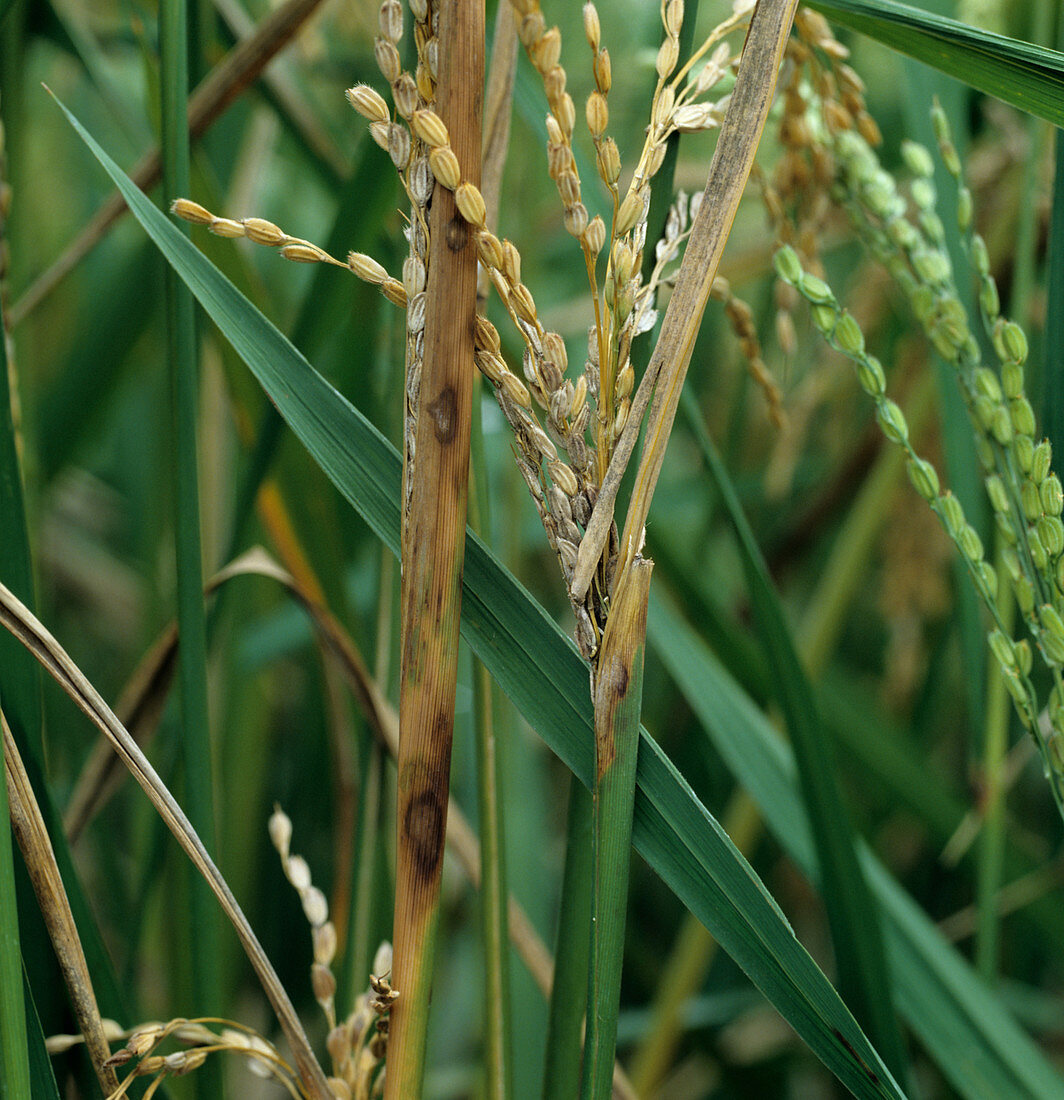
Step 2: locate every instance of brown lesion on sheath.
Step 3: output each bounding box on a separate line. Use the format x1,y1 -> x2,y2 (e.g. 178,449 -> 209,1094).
428,386 -> 457,444
402,789 -> 446,882
594,725 -> 616,773
445,214 -> 469,252
592,559 -> 653,775
597,653 -> 630,704
613,664 -> 629,699
593,653 -> 628,772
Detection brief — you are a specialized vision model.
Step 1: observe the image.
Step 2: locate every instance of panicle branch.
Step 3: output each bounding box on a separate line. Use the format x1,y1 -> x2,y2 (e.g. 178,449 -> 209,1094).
169,198 -> 407,306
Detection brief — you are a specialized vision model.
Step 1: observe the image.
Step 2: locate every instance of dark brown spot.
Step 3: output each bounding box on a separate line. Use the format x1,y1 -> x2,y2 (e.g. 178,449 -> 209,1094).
445,215 -> 469,252
428,386 -> 457,443
432,707 -> 453,744
403,791 -> 445,881
615,665 -> 629,698
597,654 -> 629,702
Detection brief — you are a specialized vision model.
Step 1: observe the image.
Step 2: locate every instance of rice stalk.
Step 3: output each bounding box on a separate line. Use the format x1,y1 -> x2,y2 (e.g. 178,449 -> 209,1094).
580,556 -> 652,1100
773,95 -> 1064,824
160,5 -> 225,1091
2,711 -> 119,1096
542,774 -> 591,1099
470,14 -> 522,1091
577,4 -> 799,1090
976,540 -> 1013,977
386,0 -> 484,1092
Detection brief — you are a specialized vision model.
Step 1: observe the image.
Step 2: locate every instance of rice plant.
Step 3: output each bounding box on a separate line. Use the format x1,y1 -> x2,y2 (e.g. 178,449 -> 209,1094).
3,0 -> 1064,1097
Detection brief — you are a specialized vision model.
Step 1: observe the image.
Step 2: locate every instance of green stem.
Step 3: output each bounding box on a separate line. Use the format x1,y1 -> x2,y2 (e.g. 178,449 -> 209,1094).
160,1 -> 223,1091
543,774 -> 593,1099
899,53 -> 987,736
473,655 -> 512,1099
977,0 -> 1049,968
975,539 -> 1014,978
580,559 -> 653,1100
0,301 -> 29,1099
468,393 -> 513,1100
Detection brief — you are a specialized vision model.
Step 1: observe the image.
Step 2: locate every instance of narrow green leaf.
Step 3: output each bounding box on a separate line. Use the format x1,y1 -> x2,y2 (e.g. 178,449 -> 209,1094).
160,3 -> 223,1090
55,99 -> 905,1100
1044,122 -> 1064,465
808,0 -> 1064,127
680,389 -> 908,1083
23,973 -> 61,1100
650,596 -> 1064,1100
0,302 -> 31,1100
542,776 -> 592,1100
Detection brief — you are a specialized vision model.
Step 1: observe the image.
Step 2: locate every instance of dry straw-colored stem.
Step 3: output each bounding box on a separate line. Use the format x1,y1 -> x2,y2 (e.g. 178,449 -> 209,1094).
388,0 -> 484,1090
2,710 -> 120,1096
0,580 -> 333,1100
571,0 -> 800,603
9,0 -> 330,327
62,622 -> 177,844
481,0 -> 520,235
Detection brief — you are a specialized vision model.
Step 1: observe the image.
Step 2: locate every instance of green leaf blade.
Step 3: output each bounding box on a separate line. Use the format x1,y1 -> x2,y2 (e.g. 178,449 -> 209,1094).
808,0 -> 1064,127
680,390 -> 908,1082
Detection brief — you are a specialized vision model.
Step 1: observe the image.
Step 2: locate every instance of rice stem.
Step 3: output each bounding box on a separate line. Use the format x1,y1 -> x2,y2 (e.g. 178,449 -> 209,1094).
386,0 -> 484,1093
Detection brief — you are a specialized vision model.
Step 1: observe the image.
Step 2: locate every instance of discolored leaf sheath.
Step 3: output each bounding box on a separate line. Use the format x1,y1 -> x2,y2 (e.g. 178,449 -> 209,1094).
386,1 -> 484,1096
581,558 -> 653,1100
